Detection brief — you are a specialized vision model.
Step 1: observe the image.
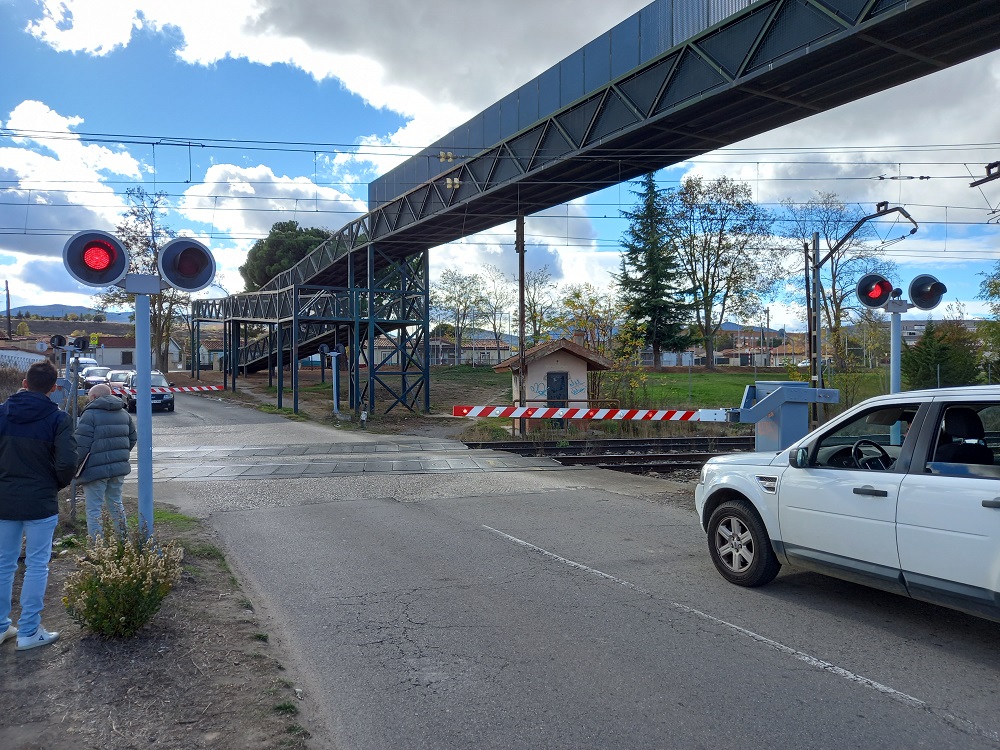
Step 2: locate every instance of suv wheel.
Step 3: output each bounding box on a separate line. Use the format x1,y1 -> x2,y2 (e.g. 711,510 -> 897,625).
707,499 -> 780,587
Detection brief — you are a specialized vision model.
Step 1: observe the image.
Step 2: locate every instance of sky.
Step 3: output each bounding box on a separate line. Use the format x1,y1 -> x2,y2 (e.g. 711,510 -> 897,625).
1,0 -> 1000,334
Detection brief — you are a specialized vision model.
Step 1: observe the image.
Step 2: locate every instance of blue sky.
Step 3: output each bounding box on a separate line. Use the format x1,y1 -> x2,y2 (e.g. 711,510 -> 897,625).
2,0 -> 1000,334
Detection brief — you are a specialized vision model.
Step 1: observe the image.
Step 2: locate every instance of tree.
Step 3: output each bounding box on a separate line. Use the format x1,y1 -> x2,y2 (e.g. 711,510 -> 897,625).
666,176 -> 776,368
93,187 -> 189,373
479,264 -> 516,354
853,306 -> 890,369
238,221 -> 331,291
553,282 -> 627,399
901,320 -> 980,389
615,172 -> 693,368
15,321 -> 29,336
523,266 -> 557,345
431,269 -> 485,362
782,192 -> 897,368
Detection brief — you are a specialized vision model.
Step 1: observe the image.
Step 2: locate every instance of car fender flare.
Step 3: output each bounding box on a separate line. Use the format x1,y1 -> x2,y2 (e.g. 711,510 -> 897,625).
700,472 -> 786,564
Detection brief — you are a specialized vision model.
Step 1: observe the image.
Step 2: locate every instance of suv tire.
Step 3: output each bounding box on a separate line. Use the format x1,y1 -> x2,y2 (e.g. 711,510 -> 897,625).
707,499 -> 780,587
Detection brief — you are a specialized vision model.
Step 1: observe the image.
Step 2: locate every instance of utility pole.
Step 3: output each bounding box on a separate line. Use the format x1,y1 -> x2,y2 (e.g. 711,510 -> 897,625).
516,214 -> 526,437
4,280 -> 10,340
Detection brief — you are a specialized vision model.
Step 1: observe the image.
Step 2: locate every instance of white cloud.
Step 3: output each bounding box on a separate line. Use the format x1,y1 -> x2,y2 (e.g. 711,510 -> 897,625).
178,163 -> 367,237
24,0 -> 649,169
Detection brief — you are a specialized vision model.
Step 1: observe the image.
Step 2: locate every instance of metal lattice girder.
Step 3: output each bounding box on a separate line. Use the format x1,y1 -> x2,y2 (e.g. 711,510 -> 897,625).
227,0 -> 999,297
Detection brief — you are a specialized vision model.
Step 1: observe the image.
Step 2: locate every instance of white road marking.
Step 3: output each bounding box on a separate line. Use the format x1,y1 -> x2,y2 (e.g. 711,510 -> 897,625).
483,525 -> 925,708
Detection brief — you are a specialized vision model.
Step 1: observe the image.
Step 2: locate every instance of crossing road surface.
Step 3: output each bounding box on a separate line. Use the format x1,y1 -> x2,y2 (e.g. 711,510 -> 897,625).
150,395 -> 1000,749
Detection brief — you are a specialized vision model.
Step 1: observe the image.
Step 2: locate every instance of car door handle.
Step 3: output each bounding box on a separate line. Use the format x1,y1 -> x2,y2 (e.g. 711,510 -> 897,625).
853,486 -> 888,497
983,499 -> 1000,508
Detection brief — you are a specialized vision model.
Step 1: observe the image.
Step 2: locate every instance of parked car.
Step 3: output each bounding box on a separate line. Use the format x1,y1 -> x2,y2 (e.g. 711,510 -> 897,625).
105,369 -> 135,400
695,385 -> 1000,623
122,370 -> 175,413
69,357 -> 99,373
79,366 -> 111,390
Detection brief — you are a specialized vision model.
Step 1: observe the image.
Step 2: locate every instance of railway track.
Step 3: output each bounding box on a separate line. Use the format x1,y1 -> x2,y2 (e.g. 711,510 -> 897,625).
464,435 -> 757,475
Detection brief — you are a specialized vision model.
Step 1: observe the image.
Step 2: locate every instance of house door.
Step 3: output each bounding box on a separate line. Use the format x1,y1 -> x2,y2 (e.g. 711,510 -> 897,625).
547,371 -> 568,428
547,371 -> 568,407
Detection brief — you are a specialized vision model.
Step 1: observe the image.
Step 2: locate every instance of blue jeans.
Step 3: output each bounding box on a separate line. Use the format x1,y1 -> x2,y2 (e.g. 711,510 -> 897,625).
0,515 -> 59,638
83,475 -> 126,538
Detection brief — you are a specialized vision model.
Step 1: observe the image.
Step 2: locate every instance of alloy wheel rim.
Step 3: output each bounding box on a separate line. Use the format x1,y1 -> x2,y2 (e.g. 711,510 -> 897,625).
716,515 -> 754,573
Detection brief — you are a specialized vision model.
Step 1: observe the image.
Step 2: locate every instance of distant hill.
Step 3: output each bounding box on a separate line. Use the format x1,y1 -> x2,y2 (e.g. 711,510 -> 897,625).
9,304 -> 132,323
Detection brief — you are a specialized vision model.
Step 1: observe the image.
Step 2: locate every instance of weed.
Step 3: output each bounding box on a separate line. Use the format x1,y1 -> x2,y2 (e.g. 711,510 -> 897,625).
274,702 -> 299,716
253,632 -> 269,642
184,542 -> 226,561
152,508 -> 199,531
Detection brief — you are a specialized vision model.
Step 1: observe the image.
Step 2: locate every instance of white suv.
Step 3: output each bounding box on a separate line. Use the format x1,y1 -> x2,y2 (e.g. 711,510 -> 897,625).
695,386 -> 1000,622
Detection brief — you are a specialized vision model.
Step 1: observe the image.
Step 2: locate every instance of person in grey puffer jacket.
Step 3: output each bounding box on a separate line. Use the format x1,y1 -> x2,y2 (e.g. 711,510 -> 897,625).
75,383 -> 137,538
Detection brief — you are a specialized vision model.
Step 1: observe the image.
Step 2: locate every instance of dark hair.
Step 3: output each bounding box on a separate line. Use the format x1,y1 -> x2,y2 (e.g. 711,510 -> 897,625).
25,360 -> 58,393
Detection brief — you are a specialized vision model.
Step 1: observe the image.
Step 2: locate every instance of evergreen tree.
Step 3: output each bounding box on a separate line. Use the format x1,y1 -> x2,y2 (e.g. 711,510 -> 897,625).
239,220 -> 332,291
901,320 -> 980,389
615,172 -> 693,367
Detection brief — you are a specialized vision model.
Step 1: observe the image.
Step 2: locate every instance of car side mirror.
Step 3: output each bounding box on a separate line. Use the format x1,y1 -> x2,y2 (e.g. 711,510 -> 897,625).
790,446 -> 809,468
169,382 -> 175,387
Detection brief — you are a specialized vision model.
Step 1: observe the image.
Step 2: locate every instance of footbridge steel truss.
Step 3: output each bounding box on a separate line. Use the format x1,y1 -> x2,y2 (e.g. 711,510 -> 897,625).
194,0 -> 1000,415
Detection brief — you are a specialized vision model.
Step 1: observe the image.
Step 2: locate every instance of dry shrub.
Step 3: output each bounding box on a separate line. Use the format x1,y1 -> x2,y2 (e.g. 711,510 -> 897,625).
0,365 -> 23,402
63,517 -> 183,638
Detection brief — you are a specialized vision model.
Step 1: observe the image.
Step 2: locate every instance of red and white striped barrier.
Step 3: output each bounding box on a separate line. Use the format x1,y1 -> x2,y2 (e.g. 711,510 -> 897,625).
452,405 -> 731,422
117,385 -> 227,394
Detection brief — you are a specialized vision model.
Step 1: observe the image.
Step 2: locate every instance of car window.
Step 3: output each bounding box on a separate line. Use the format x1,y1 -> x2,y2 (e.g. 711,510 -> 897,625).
150,374 -> 169,388
925,402 -> 1000,479
810,405 -> 915,470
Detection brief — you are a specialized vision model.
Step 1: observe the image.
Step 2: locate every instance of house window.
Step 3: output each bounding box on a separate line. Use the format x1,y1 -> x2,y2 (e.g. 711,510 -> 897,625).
480,351 -> 490,362
121,352 -> 133,365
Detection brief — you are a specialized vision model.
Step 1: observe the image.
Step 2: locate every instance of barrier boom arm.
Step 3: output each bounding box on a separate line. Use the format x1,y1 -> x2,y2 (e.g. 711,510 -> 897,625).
452,405 -> 731,421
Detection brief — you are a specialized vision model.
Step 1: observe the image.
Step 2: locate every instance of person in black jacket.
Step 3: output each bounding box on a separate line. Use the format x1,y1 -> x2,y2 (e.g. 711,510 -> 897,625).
0,360 -> 76,650
75,383 -> 137,538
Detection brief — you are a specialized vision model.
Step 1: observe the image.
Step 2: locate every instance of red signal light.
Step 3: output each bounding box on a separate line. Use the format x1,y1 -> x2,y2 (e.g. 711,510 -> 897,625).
63,230 -> 129,287
866,280 -> 892,301
82,240 -> 115,272
856,273 -> 894,308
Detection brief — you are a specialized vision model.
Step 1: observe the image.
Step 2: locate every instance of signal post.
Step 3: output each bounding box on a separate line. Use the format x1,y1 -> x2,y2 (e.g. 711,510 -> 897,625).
64,230 -> 216,537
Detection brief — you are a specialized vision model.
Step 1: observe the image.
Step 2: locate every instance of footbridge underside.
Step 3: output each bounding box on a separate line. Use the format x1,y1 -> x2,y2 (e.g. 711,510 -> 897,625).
193,0 -> 1000,414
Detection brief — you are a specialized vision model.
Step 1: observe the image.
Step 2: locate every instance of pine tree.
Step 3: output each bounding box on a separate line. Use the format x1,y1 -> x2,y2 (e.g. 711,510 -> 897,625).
901,320 -> 980,389
615,172 -> 693,368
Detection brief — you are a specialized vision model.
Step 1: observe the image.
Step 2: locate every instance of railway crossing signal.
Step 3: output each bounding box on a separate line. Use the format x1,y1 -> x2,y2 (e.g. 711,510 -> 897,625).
62,230 -> 129,288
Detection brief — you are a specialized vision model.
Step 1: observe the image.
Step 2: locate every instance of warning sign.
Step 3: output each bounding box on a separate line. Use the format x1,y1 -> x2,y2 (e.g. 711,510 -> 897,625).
90,333 -> 99,347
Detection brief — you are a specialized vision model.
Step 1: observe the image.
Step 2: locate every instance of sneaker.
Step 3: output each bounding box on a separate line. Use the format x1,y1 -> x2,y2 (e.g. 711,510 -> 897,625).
16,626 -> 59,651
0,625 -> 15,646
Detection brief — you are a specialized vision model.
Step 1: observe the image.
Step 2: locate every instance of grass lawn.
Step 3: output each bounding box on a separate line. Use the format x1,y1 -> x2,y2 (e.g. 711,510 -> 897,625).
638,367 -> 888,413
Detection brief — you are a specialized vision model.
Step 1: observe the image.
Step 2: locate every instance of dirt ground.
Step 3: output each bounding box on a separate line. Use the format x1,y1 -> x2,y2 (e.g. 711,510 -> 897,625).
0,498 -> 320,750
0,367 -> 700,749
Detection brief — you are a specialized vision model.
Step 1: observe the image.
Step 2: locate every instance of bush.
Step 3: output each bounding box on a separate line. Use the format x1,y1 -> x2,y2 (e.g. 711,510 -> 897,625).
0,365 -> 22,403
63,518 -> 183,638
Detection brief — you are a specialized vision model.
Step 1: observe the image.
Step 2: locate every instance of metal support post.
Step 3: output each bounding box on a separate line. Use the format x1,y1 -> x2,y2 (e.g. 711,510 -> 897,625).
516,214 -> 526,437
276,324 -> 284,409
135,293 -> 154,537
330,352 -> 341,415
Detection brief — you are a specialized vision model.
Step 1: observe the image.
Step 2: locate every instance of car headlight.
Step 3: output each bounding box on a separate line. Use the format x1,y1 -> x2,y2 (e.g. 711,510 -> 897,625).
163,393 -> 173,400
699,462 -> 710,484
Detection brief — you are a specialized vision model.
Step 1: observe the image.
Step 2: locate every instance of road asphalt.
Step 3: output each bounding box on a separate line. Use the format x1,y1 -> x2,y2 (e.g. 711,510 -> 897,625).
146,395 -> 1000,750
